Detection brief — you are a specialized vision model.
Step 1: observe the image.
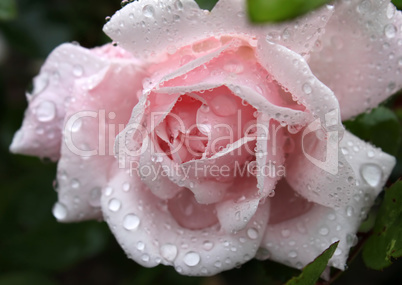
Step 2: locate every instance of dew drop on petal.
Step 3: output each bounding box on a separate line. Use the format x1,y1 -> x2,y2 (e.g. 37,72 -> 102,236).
360,163 -> 382,187
288,250 -> 298,258
302,83 -> 312,94
105,186 -> 113,196
71,179 -> 80,189
122,182 -> 131,192
36,101 -> 56,122
137,241 -> 145,251
210,94 -> 238,117
255,248 -> 271,260
319,226 -> 329,236
123,213 -> 140,230
52,202 -> 67,220
142,5 -> 155,18
160,244 -> 178,261
346,206 -> 354,217
384,24 -> 397,39
203,241 -> 214,251
247,228 -> 259,240
73,65 -> 84,77
71,118 -> 82,132
89,187 -> 101,207
183,251 -> 200,267
108,198 -> 121,212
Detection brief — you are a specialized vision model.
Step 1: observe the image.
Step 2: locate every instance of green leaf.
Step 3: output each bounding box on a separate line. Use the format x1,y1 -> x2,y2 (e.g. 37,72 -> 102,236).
195,0 -> 218,10
0,0 -> 17,21
392,0 -> 402,10
247,0 -> 330,23
343,106 -> 402,156
362,181 -> 402,270
285,242 -> 338,285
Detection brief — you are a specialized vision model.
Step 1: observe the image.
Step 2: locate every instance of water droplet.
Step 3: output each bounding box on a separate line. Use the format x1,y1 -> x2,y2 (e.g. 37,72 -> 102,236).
123,213 -> 140,230
346,206 -> 354,217
73,65 -> 84,77
384,24 -> 397,38
210,94 -> 237,117
203,241 -> 214,251
255,248 -> 270,260
160,244 -> 178,261
357,0 -> 372,14
108,198 -> 121,212
387,3 -> 396,19
223,62 -> 244,74
105,186 -> 113,196
360,163 -> 382,187
71,179 -> 80,189
52,202 -> 67,220
71,118 -> 82,132
35,101 -> 56,122
137,241 -> 145,251
334,248 -> 342,256
89,187 -> 101,207
123,182 -> 131,192
302,83 -> 312,94
198,123 -> 211,134
319,226 -> 329,236
200,104 -> 210,113
142,5 -> 155,18
174,0 -> 183,10
183,251 -> 200,267
288,250 -> 298,258
247,228 -> 259,240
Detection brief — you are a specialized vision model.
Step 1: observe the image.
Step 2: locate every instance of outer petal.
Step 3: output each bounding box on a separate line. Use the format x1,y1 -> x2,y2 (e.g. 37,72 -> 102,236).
10,43 -> 112,161
259,131 -> 395,270
256,39 -> 342,130
54,61 -> 146,222
285,128 -> 357,209
101,169 -> 270,276
103,0 -> 333,61
309,0 -> 402,120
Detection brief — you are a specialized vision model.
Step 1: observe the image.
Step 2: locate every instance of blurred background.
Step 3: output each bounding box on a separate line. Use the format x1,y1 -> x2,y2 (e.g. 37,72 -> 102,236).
0,0 -> 401,284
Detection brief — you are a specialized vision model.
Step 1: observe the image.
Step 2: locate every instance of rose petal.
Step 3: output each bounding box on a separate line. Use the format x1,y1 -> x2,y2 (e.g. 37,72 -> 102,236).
309,0 -> 402,120
55,62 -> 145,222
285,124 -> 356,209
256,39 -> 342,132
139,135 -> 255,205
101,169 -> 269,276
104,0 -> 333,61
9,44 -> 118,161
259,131 -> 395,270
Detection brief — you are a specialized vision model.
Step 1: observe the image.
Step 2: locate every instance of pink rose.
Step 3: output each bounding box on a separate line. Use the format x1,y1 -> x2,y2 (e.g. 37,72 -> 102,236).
10,0 -> 400,276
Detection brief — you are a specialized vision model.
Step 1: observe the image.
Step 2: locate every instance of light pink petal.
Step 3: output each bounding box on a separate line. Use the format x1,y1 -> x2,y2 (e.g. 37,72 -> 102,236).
215,174 -> 263,233
138,137 -> 184,200
259,131 -> 395,270
210,0 -> 334,56
285,123 -> 356,209
309,0 -> 402,120
54,62 -> 145,222
101,169 -> 270,276
255,117 -> 286,198
9,43 -> 114,161
256,39 -> 342,131
104,0 -> 333,61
